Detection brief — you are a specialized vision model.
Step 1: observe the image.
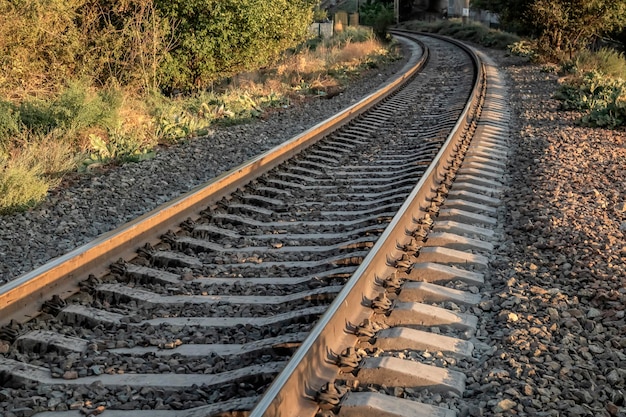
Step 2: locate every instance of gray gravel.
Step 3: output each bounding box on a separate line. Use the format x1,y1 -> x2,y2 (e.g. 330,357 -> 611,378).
321,46 -> 625,417
0,52 -> 410,283
462,49 -> 626,417
1,36 -> 624,417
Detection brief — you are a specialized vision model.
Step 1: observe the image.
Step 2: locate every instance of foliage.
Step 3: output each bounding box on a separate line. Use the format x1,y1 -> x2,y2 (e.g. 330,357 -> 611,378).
330,26 -> 376,47
555,70 -> 626,128
17,82 -> 121,138
154,0 -> 316,92
0,0 -> 319,95
0,162 -> 49,215
0,0 -> 86,98
0,3 -> 393,214
0,100 -> 20,141
149,92 -> 217,142
530,0 -> 626,58
508,40 -> 539,60
471,0 -> 626,56
359,0 -> 395,39
0,0 -> 172,97
79,0 -> 175,92
87,131 -> 155,163
470,0 -> 533,34
555,49 -> 626,129
554,49 -> 626,129
0,135 -> 77,214
564,48 -> 626,80
367,0 -> 413,18
313,6 -> 329,22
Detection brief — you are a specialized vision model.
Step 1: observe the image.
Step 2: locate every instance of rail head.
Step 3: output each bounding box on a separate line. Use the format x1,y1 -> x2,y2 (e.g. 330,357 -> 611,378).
0,33 -> 428,326
250,31 -> 486,417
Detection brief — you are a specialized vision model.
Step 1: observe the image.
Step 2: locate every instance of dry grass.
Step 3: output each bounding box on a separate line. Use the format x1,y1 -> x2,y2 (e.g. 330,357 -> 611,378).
0,27 -> 395,214
116,96 -> 158,148
0,162 -> 49,214
273,34 -> 387,91
332,38 -> 384,67
6,133 -> 78,178
0,135 -> 78,213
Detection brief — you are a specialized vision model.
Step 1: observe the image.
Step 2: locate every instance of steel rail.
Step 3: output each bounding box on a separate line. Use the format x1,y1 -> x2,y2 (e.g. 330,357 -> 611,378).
0,34 -> 427,326
250,31 -> 486,417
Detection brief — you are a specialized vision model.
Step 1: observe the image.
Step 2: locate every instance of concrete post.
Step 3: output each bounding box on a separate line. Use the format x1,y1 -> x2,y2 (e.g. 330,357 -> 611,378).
462,0 -> 470,24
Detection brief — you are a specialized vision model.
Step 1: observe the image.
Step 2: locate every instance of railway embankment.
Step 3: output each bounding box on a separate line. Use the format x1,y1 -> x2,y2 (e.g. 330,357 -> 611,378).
460,48 -> 626,417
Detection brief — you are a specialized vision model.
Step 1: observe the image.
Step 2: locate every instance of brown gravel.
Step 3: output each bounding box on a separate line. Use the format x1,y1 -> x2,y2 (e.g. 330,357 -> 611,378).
463,49 -> 626,416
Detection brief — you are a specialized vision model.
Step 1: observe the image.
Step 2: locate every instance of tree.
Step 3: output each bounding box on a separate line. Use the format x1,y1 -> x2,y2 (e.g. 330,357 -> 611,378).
359,0 -> 394,38
470,0 -> 533,34
530,0 -> 626,57
471,0 -> 626,56
154,0 -> 316,91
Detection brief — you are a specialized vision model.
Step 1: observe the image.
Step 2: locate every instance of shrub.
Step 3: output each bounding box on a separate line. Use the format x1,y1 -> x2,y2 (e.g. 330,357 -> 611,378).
0,163 -> 49,215
508,40 -> 539,60
554,48 -> 626,129
18,82 -> 121,138
480,29 -> 520,49
530,0 -> 626,58
17,134 -> 79,178
87,131 -> 156,163
578,73 -> 626,128
565,48 -> 626,80
313,7 -> 329,22
85,94 -> 157,163
359,1 -> 395,39
154,0 -> 315,91
0,0 -> 85,99
0,136 -> 75,214
555,70 -> 626,128
330,26 -> 376,47
80,0 -> 174,93
0,100 -> 20,141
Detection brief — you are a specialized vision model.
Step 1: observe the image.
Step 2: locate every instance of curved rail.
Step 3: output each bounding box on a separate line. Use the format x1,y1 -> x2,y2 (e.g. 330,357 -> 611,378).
0,34 -> 427,326
249,30 -> 486,417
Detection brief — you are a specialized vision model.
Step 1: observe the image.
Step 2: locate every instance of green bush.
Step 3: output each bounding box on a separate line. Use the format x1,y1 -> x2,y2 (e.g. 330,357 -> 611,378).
508,40 -> 539,59
566,48 -> 626,80
87,131 -> 155,164
154,0 -> 315,92
0,100 -> 20,141
480,29 -> 520,49
555,70 -> 626,128
530,0 -> 626,58
80,0 -> 173,92
0,0 -> 85,98
1,0 -> 317,95
313,7 -> 329,22
18,82 -> 121,136
359,1 -> 395,39
554,48 -> 626,129
330,26 -> 376,47
0,162 -> 49,215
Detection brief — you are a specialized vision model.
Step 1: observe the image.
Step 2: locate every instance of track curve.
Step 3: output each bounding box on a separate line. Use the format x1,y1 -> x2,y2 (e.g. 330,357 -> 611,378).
0,32 -> 510,417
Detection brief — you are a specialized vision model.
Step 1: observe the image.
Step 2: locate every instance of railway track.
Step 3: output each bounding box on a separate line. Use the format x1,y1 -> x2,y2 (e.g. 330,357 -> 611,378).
0,32 -> 510,417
